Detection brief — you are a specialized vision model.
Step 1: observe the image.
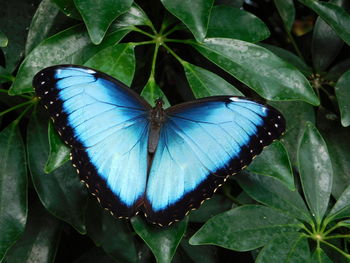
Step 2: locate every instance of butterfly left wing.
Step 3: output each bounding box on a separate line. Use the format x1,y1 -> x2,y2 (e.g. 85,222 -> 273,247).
33,65 -> 152,218
143,96 -> 285,226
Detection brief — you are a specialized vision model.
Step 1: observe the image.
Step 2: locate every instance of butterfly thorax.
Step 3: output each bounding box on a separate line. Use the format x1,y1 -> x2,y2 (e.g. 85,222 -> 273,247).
148,98 -> 166,154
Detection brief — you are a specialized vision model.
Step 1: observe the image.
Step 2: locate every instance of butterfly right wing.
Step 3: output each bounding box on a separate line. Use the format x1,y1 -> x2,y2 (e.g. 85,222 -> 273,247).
33,65 -> 151,218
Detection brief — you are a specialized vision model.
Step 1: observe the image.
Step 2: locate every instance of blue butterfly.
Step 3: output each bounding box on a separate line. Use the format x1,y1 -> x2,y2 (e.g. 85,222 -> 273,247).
33,65 -> 285,226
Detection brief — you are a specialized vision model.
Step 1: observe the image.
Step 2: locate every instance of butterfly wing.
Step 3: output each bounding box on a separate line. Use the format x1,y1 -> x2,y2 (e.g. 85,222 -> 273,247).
33,65 -> 152,218
144,96 -> 285,226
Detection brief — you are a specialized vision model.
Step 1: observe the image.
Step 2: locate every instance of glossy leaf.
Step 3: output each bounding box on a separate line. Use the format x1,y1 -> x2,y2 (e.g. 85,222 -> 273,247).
310,247 -> 333,263
236,173 -> 311,223
141,78 -> 171,108
44,120 -> 70,174
0,122 -> 27,262
160,0 -> 214,42
85,43 -> 135,86
52,0 -> 81,19
311,0 -> 345,72
86,200 -> 137,263
131,216 -> 188,263
298,122 -> 333,223
270,101 -> 315,167
256,232 -> 310,263
9,25 -> 130,95
183,62 -> 243,98
299,0 -> 350,46
0,30 -> 8,47
0,0 -> 37,71
274,0 -> 295,32
74,0 -> 133,44
327,185 -> 350,221
206,6 -> 269,42
189,195 -> 233,223
261,44 -> 312,77
115,3 -> 152,28
326,57 -> 350,81
335,69 -> 350,127
2,203 -> 61,263
190,205 -> 301,251
248,141 -> 294,190
27,111 -> 87,234
25,0 -> 60,55
193,38 -> 319,105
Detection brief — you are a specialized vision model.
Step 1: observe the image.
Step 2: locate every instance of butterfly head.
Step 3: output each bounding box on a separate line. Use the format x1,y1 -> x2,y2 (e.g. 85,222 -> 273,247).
154,98 -> 164,109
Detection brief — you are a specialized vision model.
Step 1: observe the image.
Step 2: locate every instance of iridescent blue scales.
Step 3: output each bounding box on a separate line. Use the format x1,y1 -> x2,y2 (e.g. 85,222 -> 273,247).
33,65 -> 285,226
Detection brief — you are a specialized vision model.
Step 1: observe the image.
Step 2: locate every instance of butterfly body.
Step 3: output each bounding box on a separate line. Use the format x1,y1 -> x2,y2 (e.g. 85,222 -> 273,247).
33,65 -> 285,226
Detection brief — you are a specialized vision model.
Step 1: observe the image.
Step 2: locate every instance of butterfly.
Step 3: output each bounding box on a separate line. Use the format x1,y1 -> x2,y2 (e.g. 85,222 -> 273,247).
33,65 -> 285,226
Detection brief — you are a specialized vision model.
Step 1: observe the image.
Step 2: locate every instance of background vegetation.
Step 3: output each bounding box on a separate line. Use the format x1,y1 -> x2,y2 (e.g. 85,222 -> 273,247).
1,0 -> 350,262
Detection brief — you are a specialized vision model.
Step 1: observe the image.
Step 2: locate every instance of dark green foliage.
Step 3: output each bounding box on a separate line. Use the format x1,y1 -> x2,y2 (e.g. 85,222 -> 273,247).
1,0 -> 350,262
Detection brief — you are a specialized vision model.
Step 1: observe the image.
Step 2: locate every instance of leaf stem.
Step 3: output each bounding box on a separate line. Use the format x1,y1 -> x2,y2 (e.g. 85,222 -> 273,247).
162,43 -> 186,65
323,222 -> 341,236
163,25 -> 184,37
283,24 -> 304,60
149,42 -> 160,81
0,98 -> 36,117
0,88 -> 33,99
164,38 -> 196,45
324,234 -> 350,240
320,239 -> 350,259
131,26 -> 155,39
14,103 -> 35,124
131,40 -> 157,46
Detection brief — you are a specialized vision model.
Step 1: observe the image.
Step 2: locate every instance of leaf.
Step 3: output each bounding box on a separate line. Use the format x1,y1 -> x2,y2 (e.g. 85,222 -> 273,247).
0,122 -> 27,261
9,25 -> 130,95
311,0 -> 346,72
183,62 -> 243,98
335,69 -> 350,127
190,205 -> 301,251
86,199 -> 137,263
297,122 -> 333,223
84,43 -> 135,86
310,247 -> 333,263
25,0 -> 60,55
206,6 -> 269,42
180,237 -> 218,263
274,0 -> 295,32
236,173 -> 311,223
141,78 -> 171,108
299,0 -> 350,46
193,38 -> 319,105
0,30 -> 8,47
0,0 -> 37,71
160,0 -> 214,42
327,185 -> 350,221
115,3 -> 152,28
270,100 -> 315,167
248,141 -> 294,190
44,120 -> 70,174
74,0 -> 133,44
189,195 -> 233,223
2,202 -> 61,263
27,111 -> 87,234
52,0 -> 81,19
256,232 -> 310,263
326,57 -> 350,81
131,216 -> 188,263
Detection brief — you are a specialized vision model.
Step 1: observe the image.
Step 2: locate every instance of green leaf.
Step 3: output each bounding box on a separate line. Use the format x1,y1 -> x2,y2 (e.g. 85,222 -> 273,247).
160,0 -> 214,42
0,122 -> 27,261
270,101 -> 315,167
0,30 -> 8,47
311,0 -> 346,72
44,120 -> 70,174
52,0 -> 81,19
9,25 -> 129,95
27,111 -> 87,234
183,62 -> 243,98
274,0 -> 295,32
74,0 -> 133,44
115,3 -> 152,28
0,0 -> 37,71
337,219 -> 350,229
299,0 -> 350,46
141,78 -> 171,108
25,0 -> 60,55
326,58 -> 350,81
236,173 -> 311,223
335,69 -> 350,127
297,122 -> 333,223
193,38 -> 319,105
190,205 -> 301,251
180,237 -> 218,263
248,141 -> 294,190
131,216 -> 188,263
310,247 -> 333,263
206,6 -> 269,42
260,44 -> 312,77
256,232 -> 310,263
86,200 -> 137,263
327,185 -> 350,221
2,202 -> 61,263
85,43 -> 135,86
189,195 -> 233,223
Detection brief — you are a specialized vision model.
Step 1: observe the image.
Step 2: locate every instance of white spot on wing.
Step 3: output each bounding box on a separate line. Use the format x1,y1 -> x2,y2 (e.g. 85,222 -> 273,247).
230,97 -> 240,102
85,69 -> 95,74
